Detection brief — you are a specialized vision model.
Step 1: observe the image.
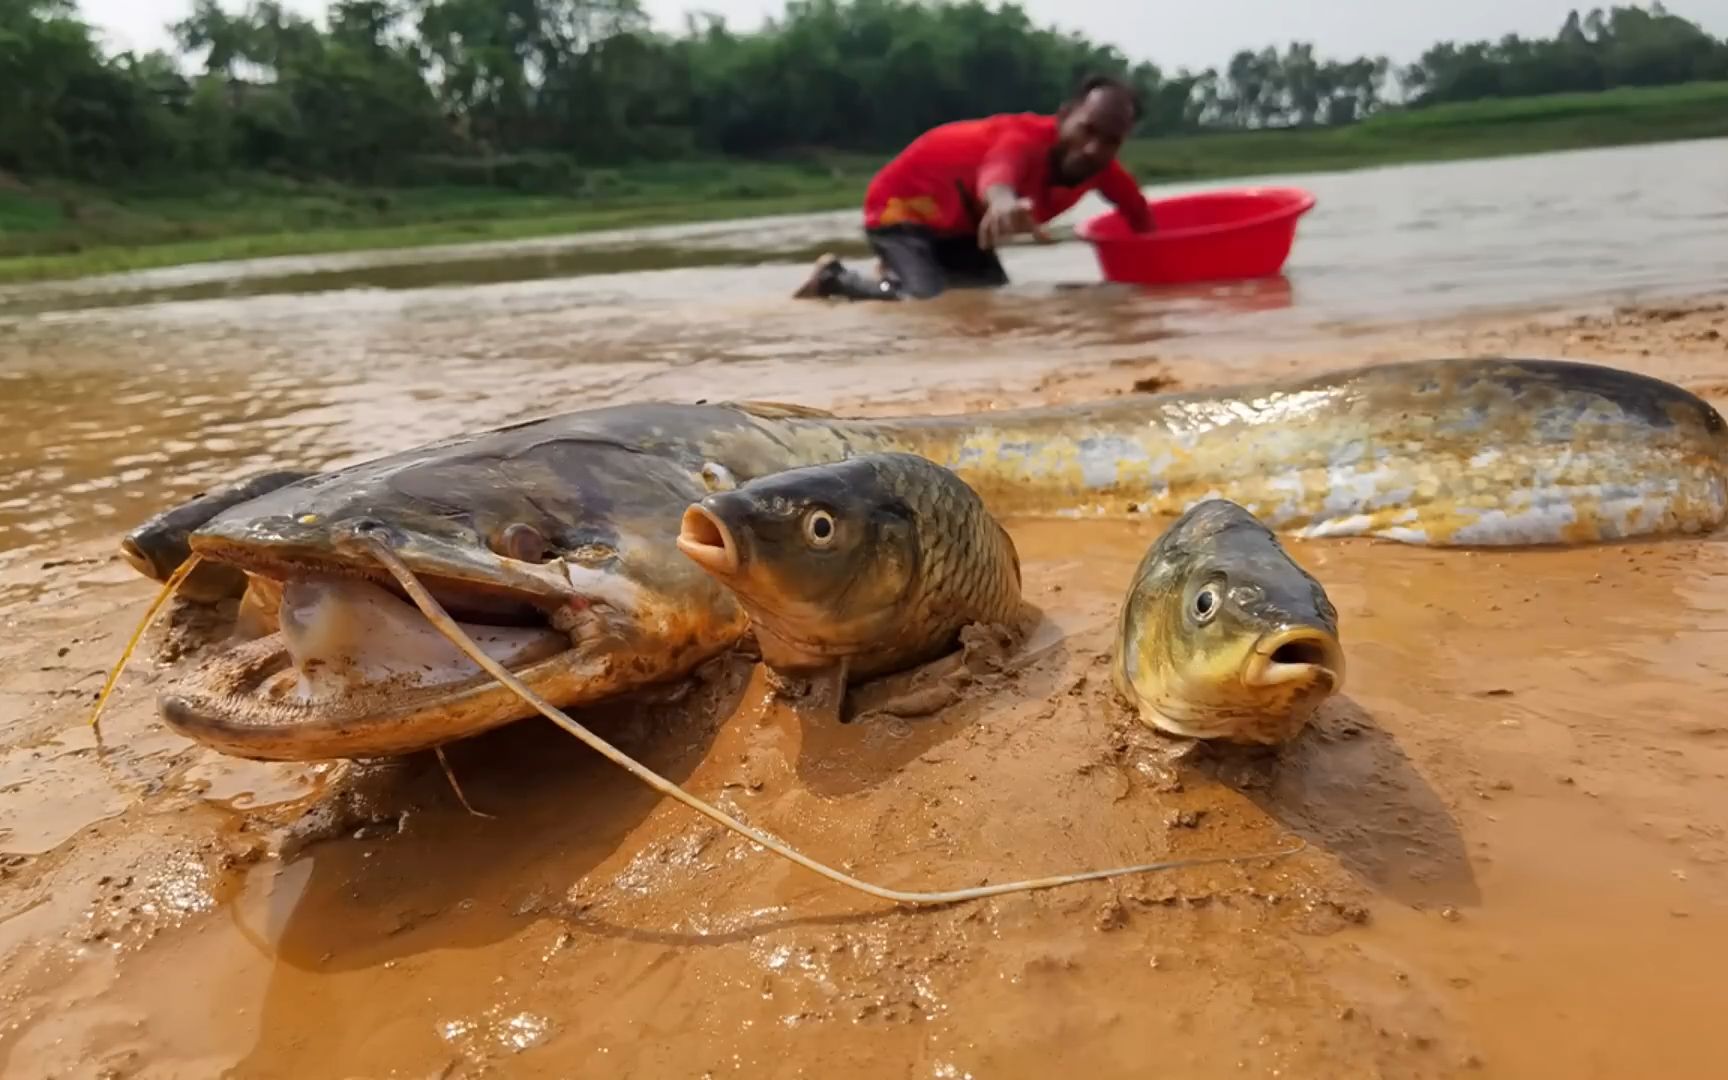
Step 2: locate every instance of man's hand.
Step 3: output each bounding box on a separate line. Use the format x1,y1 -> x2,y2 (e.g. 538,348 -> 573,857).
978,187 -> 1038,250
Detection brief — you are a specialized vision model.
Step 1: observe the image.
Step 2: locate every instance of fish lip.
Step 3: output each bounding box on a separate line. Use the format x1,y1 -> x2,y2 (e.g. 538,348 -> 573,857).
119,536 -> 163,581
154,526 -> 711,759
157,600 -> 749,761
676,503 -> 740,576
1242,626 -> 1345,692
186,533 -> 576,622
158,635 -> 585,761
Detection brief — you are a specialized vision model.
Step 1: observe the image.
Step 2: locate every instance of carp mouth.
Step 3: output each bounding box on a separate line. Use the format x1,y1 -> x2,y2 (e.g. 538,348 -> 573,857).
676,504 -> 742,576
1241,627 -> 1345,696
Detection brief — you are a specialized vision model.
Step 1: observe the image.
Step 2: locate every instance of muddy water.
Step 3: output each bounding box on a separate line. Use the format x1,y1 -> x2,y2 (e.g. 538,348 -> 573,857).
2,138 -> 1728,1077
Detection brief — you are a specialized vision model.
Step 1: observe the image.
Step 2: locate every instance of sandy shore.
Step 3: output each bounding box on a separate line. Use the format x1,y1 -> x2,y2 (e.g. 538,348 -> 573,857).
1,297 -> 1725,1079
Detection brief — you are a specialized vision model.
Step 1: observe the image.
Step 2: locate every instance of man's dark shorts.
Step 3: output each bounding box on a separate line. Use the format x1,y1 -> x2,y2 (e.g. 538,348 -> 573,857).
812,224 -> 1009,301
868,224 -> 1009,298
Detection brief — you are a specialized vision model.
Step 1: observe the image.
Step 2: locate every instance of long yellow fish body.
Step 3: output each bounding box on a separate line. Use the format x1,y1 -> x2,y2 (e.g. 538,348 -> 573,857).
841,357 -> 1728,546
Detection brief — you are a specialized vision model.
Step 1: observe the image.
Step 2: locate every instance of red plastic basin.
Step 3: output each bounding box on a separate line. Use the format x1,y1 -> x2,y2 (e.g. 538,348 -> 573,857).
1077,186 -> 1316,286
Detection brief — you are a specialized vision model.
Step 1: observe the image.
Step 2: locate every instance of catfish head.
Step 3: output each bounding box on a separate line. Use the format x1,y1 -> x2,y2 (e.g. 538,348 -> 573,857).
157,431 -> 751,761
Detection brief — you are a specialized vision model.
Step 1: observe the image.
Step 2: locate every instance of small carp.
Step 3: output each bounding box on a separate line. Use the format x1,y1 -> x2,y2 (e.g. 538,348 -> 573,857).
676,452 -> 1024,690
1112,499 -> 1344,745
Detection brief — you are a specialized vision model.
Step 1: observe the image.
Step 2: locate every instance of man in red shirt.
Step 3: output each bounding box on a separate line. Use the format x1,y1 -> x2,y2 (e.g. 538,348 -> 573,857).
793,75 -> 1155,301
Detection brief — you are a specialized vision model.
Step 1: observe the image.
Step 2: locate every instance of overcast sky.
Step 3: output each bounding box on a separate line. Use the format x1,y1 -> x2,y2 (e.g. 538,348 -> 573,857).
80,0 -> 1728,73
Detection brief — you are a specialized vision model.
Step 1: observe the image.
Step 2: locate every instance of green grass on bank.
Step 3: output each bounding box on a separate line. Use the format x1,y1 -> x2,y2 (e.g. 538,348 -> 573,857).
1121,79 -> 1728,179
3,81 -> 1726,285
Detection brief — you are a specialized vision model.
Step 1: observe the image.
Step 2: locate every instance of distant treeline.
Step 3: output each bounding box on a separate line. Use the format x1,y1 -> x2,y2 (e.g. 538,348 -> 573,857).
3,0 -> 1725,186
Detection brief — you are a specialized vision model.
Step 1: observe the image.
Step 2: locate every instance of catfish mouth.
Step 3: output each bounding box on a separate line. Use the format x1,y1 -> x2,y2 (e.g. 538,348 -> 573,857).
160,577 -> 586,761
158,531 -> 611,760
158,521 -> 753,762
119,535 -> 165,581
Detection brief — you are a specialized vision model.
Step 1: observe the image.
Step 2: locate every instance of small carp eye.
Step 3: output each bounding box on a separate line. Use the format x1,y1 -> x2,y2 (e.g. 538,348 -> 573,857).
494,523 -> 553,563
1193,585 -> 1220,624
802,509 -> 837,549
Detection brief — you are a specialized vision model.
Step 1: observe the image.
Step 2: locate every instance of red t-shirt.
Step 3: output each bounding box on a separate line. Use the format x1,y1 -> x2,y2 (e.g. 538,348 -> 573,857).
863,113 -> 1153,236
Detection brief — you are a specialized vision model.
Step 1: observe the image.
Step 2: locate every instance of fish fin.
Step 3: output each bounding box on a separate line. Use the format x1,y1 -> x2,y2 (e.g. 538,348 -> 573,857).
847,682 -> 962,724
765,659 -> 850,726
726,400 -> 841,420
810,660 -> 850,724
844,651 -> 970,723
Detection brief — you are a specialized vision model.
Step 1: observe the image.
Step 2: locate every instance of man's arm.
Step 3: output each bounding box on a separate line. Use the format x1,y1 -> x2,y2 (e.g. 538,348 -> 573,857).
1097,161 -> 1154,233
975,134 -> 1043,249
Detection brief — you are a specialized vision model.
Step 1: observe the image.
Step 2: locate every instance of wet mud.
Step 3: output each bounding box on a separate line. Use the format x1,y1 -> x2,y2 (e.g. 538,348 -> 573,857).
2,299 -> 1727,1079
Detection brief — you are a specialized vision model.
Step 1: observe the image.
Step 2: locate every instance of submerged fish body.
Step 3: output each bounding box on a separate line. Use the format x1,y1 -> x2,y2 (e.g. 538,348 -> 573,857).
1111,499 -> 1344,746
676,452 -> 1023,682
141,357 -> 1727,760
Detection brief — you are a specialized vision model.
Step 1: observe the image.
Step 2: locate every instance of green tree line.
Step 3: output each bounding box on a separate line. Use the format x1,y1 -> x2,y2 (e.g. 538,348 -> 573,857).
2,0 -> 1724,186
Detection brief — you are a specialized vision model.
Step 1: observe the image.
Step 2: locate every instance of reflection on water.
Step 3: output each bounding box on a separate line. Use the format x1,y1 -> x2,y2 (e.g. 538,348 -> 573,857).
0,240 -> 875,315
0,138 -> 1724,606
0,347 -> 348,607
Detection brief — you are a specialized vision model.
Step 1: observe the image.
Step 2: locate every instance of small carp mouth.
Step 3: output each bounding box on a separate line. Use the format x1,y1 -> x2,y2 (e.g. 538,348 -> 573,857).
676,504 -> 740,576
1242,627 -> 1345,694
1129,625 -> 1346,747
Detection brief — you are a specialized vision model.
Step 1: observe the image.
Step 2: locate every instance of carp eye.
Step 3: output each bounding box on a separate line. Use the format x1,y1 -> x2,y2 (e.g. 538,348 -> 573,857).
802,509 -> 837,549
494,523 -> 554,563
1193,585 -> 1220,623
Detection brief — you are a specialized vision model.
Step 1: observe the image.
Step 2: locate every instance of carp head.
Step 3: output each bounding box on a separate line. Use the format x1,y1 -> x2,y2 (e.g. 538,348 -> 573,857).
1111,499 -> 1345,746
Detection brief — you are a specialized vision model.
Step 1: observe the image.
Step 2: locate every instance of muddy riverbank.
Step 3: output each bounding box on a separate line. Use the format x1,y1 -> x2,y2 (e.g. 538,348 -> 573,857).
2,297 -> 1725,1079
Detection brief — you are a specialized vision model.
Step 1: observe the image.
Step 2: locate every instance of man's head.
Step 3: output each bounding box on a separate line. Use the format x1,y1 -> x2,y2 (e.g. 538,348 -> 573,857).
1053,74 -> 1139,186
